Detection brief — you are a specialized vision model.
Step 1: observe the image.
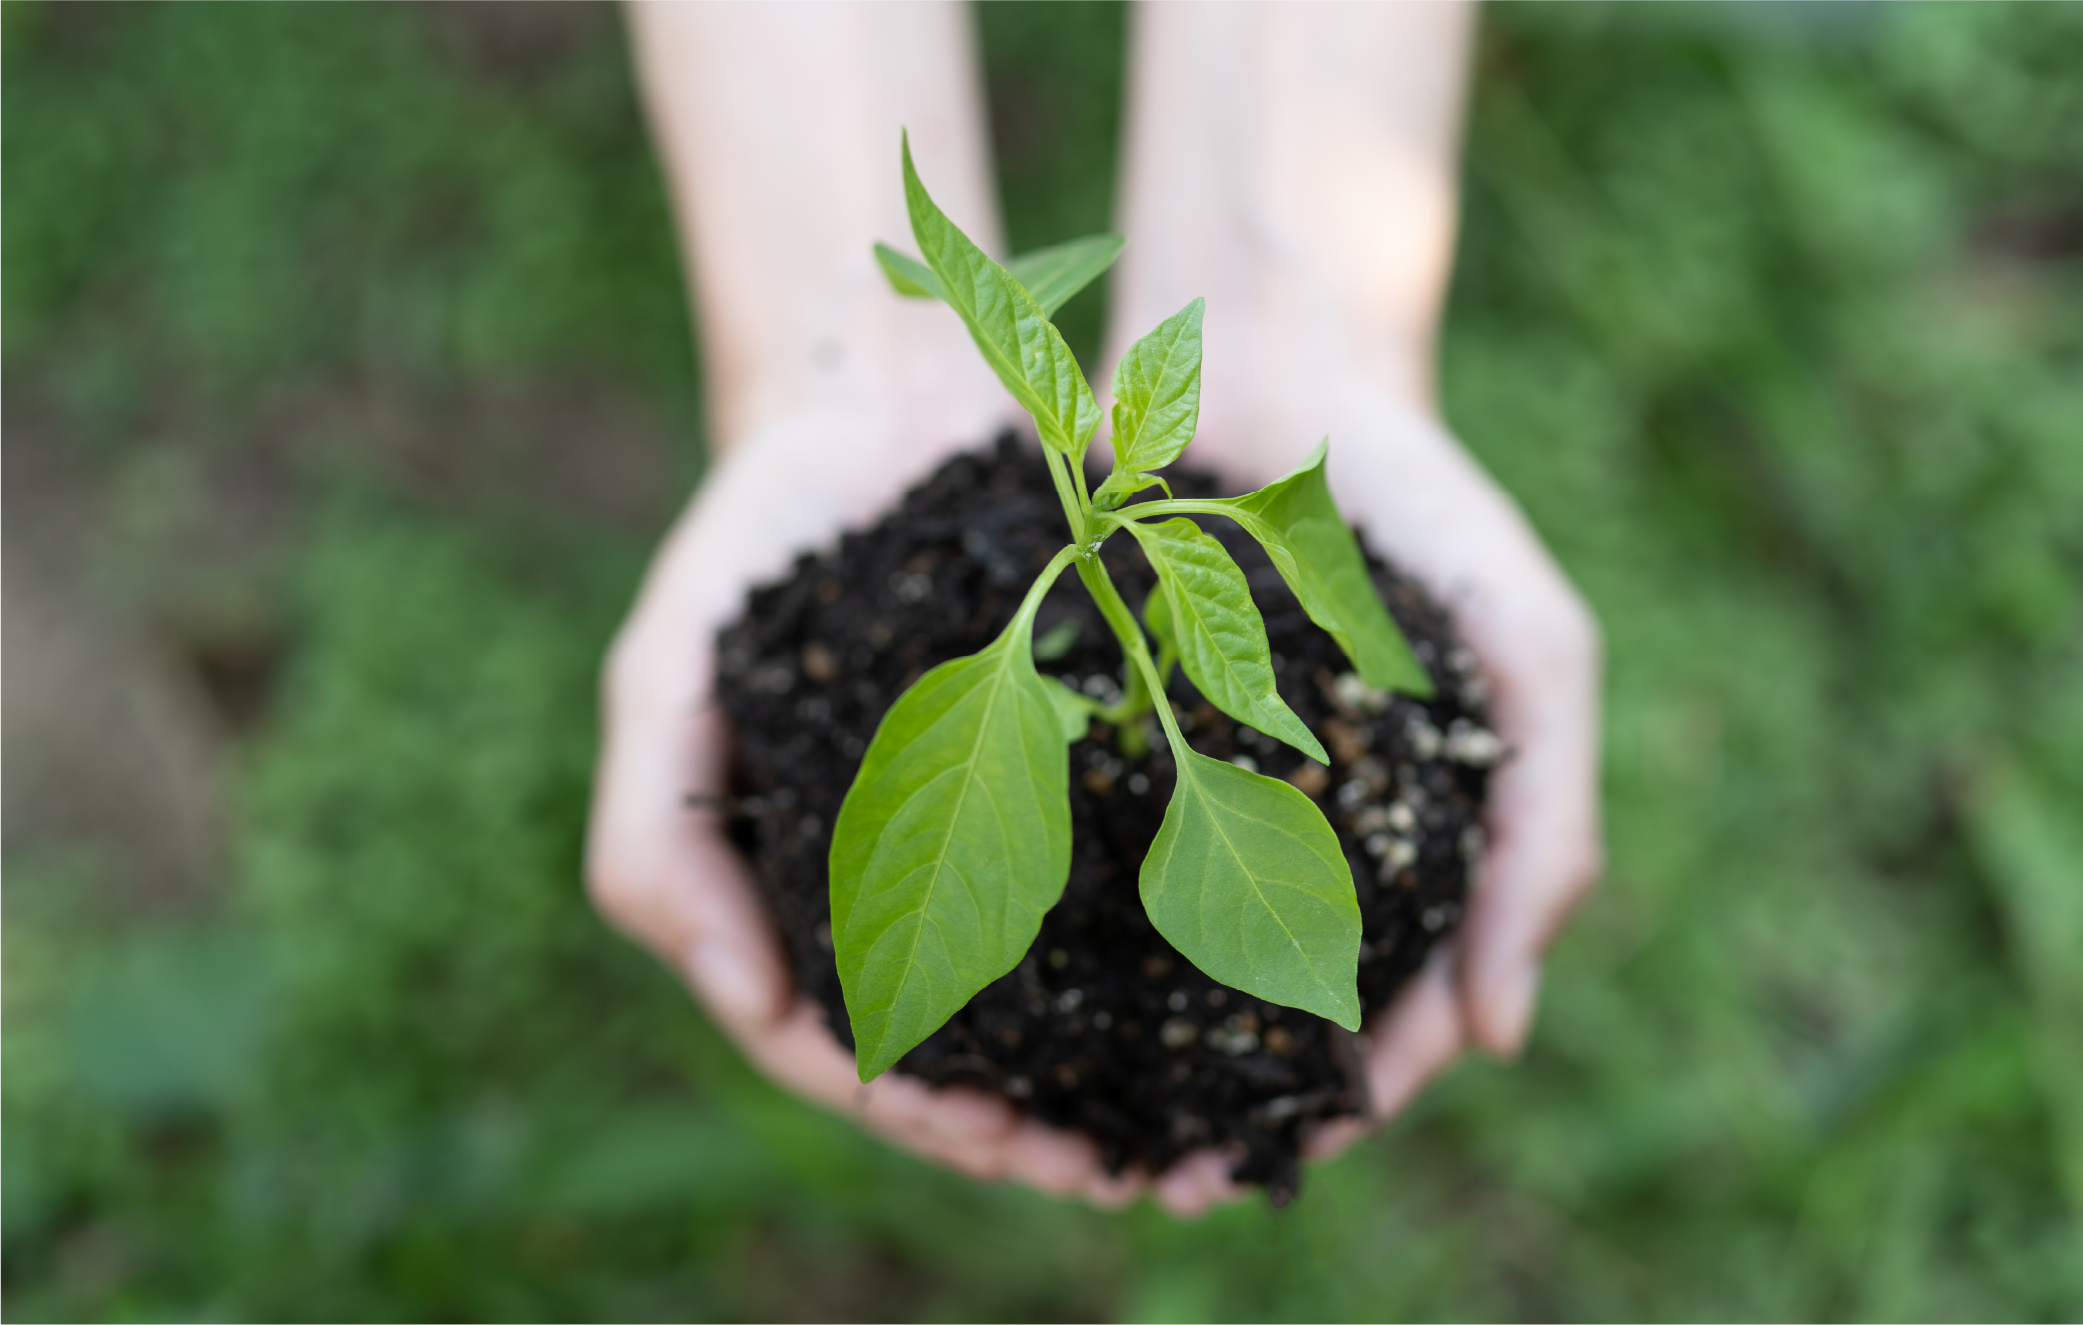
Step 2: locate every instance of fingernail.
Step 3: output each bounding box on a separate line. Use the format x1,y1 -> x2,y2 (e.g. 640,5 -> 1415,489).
684,939 -> 773,1027
1488,962 -> 1541,1058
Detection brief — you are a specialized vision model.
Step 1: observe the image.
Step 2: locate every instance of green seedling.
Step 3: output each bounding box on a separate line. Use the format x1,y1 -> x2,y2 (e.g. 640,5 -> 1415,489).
831,135 -> 1435,1080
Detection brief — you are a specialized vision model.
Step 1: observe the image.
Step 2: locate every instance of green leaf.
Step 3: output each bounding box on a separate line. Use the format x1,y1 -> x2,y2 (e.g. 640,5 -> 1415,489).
1140,749 -> 1361,1029
873,243 -> 943,301
876,234 -> 1122,318
1004,234 -> 1125,318
829,609 -> 1073,1081
1143,584 -> 1179,686
1031,617 -> 1080,662
1091,469 -> 1171,511
1109,297 -> 1204,475
901,134 -> 1101,458
1142,584 -> 1176,656
1128,517 -> 1329,764
1217,441 -> 1434,697
1044,677 -> 1094,743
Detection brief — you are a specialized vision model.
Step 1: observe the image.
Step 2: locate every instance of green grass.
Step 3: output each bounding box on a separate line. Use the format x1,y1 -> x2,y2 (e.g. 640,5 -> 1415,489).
5,2 -> 2080,1319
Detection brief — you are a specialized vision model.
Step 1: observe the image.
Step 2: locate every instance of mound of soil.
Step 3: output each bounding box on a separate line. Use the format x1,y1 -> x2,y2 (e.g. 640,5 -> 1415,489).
714,436 -> 1497,1203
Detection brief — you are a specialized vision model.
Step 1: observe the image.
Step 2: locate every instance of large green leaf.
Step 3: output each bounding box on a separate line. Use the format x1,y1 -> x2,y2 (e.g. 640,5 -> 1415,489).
829,609 -> 1074,1081
1216,441 -> 1434,697
1004,234 -> 1124,318
1140,748 -> 1361,1029
901,135 -> 1100,458
1128,517 -> 1328,764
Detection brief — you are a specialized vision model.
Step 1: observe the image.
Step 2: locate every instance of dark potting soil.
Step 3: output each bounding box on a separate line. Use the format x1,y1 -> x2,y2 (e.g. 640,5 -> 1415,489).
714,435 -> 1498,1204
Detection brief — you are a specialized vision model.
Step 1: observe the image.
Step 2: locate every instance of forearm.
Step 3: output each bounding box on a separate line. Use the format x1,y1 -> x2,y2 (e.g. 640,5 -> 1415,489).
627,1 -> 1012,452
1108,2 -> 1475,435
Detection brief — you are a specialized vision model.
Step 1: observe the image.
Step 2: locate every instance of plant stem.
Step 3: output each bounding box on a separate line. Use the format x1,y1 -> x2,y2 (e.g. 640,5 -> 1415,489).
1041,447 -> 1088,544
1099,498 -> 1235,525
1076,555 -> 1180,760
1080,558 -> 1188,755
1106,658 -> 1153,758
1015,544 -> 1084,633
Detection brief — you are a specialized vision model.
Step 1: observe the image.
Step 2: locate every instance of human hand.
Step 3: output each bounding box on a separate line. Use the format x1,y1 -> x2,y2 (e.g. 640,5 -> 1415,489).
1126,363 -> 1604,1218
585,391 -> 1145,1209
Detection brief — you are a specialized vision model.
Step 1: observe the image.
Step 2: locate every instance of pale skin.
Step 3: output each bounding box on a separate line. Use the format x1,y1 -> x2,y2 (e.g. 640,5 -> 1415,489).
590,1 -> 1601,1218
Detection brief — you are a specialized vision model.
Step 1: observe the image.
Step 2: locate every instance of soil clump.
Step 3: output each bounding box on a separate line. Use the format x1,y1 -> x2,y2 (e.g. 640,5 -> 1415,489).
714,436 -> 1497,1203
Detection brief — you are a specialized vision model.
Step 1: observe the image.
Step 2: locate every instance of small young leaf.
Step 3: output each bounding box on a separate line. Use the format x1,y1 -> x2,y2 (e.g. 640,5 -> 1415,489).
1142,584 -> 1179,686
829,611 -> 1073,1081
1044,677 -> 1094,743
901,134 -> 1101,459
1031,617 -> 1081,662
1217,442 -> 1434,697
1142,584 -> 1176,656
1091,469 -> 1172,511
1128,518 -> 1329,764
1004,234 -> 1125,318
1109,298 -> 1204,476
873,243 -> 944,301
1140,749 -> 1362,1029
880,235 -> 1121,317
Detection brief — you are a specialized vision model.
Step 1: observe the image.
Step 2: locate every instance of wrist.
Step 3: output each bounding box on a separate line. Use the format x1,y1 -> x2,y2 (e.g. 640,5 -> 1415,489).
707,277 -> 1016,462
1105,268 -> 1440,486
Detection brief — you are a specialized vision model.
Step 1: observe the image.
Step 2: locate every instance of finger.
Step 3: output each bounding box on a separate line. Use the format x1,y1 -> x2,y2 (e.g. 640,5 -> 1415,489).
742,1015 -> 1028,1180
1301,1115 -> 1370,1163
1455,585 -> 1602,1057
1003,1119 -> 1107,1198
1153,1149 -> 1240,1220
588,482 -> 796,1030
1301,949 -> 1467,1162
589,687 -> 794,1034
585,423 -> 867,961
1364,946 -> 1466,1120
1082,1162 -> 1145,1210
855,1073 -> 1020,1149
1315,405 -> 1603,1059
746,1011 -> 1021,1149
865,1122 -> 1012,1184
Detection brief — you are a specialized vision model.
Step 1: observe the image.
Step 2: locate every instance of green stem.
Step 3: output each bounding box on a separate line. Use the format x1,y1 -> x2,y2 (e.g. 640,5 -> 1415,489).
1097,498 -> 1236,527
1076,557 -> 1185,756
1042,447 -> 1088,544
1014,544 -> 1084,634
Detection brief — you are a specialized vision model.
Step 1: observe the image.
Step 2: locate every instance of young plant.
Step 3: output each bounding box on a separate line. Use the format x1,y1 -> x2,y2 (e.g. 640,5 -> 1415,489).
830,135 -> 1436,1080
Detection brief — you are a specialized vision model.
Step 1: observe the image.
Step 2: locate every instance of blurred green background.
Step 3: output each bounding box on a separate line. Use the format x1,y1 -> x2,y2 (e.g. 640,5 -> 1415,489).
5,2 -> 2081,1319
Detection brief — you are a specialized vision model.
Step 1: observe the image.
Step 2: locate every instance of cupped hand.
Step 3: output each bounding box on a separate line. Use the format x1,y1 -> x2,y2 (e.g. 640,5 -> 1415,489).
585,392 -> 1143,1209
1138,370 -> 1604,1218
585,364 -> 1598,1220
